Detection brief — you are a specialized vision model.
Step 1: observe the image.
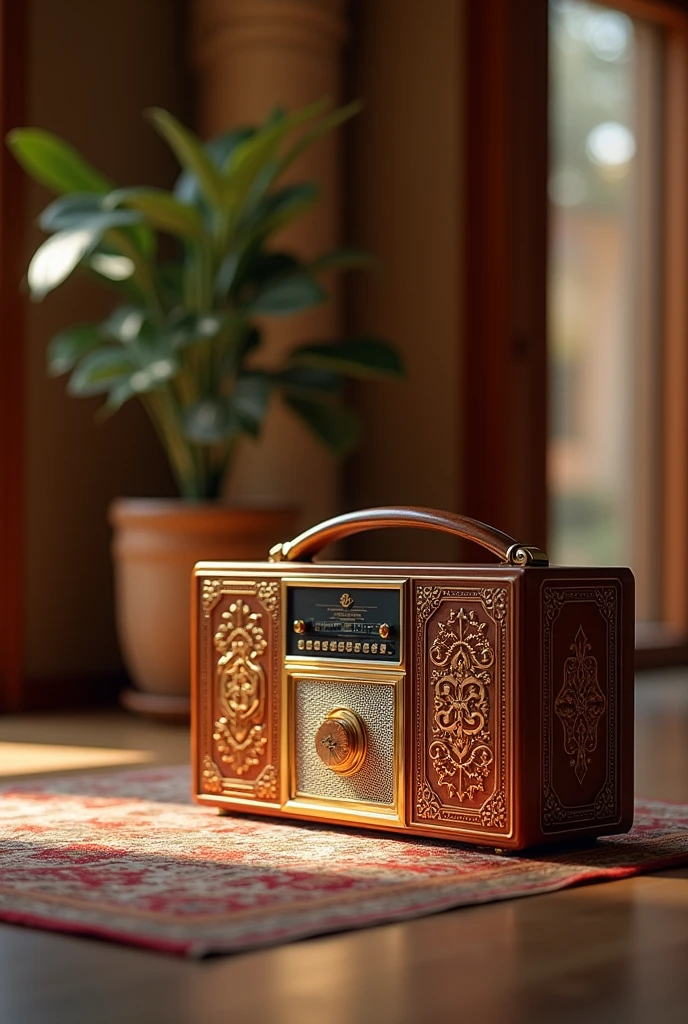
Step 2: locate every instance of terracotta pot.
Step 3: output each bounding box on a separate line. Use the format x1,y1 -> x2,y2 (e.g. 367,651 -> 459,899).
109,500 -> 297,706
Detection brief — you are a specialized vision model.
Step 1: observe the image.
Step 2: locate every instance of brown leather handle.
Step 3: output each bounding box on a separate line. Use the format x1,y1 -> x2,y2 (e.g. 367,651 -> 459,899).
268,506 -> 548,566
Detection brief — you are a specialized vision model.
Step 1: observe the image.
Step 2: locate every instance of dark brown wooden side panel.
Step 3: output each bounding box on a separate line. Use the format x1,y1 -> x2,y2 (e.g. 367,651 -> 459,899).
194,575 -> 281,806
529,572 -> 634,840
410,581 -> 515,842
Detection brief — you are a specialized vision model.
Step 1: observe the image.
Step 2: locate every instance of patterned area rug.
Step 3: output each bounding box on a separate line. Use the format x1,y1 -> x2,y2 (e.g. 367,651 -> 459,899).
1,766 -> 687,958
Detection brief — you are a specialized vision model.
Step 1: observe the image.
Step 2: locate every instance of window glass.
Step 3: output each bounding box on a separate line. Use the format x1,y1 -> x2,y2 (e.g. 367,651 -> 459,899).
548,0 -> 663,619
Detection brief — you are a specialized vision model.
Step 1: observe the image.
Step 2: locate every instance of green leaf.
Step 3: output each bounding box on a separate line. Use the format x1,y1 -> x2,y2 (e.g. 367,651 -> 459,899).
183,398 -> 241,445
7,128 -> 113,195
168,311 -> 228,350
276,365 -> 343,398
284,396 -> 360,456
27,213 -> 139,299
289,337 -> 404,380
88,251 -> 136,281
308,248 -> 376,274
239,182 -> 318,244
39,192 -> 104,231
221,131 -> 286,211
248,273 -> 325,316
104,313 -> 179,380
113,223 -> 156,261
40,194 -> 155,260
105,187 -> 204,241
275,100 -> 363,181
47,323 -> 102,376
222,325 -> 261,377
240,251 -> 300,289
225,250 -> 299,301
99,355 -> 180,414
67,348 -> 135,396
206,126 -> 257,171
232,373 -> 272,436
101,306 -> 147,343
156,262 -> 184,310
174,126 -> 256,204
146,108 -> 224,208
102,378 -> 137,413
128,355 -> 180,392
265,105 -> 287,128
215,250 -> 241,297
220,98 -> 329,210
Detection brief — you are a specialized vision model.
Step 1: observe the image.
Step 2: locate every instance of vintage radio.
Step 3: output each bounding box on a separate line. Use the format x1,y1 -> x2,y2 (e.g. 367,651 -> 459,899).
191,507 -> 634,849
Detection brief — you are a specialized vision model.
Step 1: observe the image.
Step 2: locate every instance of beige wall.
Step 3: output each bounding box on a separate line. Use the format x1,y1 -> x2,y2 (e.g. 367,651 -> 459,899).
24,0 -> 187,677
345,0 -> 463,562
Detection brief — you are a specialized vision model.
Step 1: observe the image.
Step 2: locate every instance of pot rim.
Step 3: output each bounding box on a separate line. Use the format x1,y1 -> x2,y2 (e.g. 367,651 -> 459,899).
108,497 -> 298,527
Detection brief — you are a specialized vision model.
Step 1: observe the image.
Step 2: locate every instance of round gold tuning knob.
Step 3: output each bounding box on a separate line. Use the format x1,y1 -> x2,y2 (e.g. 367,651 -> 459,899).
293,619 -> 306,634
314,708 -> 367,776
378,623 -> 390,639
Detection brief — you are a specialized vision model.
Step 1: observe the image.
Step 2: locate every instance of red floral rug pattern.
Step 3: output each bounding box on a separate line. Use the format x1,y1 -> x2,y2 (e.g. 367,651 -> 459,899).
0,767 -> 687,957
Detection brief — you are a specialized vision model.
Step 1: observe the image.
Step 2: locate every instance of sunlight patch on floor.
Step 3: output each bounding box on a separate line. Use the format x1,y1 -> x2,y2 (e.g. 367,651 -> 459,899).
0,742 -> 156,777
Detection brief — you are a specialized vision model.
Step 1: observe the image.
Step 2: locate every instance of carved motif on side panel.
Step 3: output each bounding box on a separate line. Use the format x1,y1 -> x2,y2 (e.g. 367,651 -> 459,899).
212,600 -> 268,775
541,584 -> 619,831
429,608 -> 494,802
417,586 -> 443,621
254,764 -> 279,802
201,754 -> 224,795
202,579 -> 223,615
201,753 -> 278,802
257,580 -> 279,618
480,789 -> 507,829
414,585 -> 510,835
416,782 -> 442,820
594,780 -> 616,820
198,577 -> 280,803
480,587 -> 508,622
542,784 -> 568,824
555,626 -> 606,784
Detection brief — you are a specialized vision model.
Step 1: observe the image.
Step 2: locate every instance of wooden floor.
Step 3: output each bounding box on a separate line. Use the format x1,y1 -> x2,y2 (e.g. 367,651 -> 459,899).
1,671 -> 688,1024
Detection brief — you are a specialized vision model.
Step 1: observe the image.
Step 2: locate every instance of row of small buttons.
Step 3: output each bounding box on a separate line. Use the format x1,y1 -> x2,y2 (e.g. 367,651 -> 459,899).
296,639 -> 392,655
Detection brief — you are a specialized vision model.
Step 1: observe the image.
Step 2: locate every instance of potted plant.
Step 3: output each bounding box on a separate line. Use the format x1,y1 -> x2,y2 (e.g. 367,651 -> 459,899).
8,99 -> 402,717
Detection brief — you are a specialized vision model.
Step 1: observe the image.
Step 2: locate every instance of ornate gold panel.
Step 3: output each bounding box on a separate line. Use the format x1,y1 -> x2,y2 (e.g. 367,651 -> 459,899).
412,583 -> 512,838
197,577 -> 280,804
292,676 -> 397,806
212,600 -> 268,775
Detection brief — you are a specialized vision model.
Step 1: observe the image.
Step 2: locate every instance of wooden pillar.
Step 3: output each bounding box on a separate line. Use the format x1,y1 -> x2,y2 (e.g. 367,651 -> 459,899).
191,0 -> 347,529
462,0 -> 548,548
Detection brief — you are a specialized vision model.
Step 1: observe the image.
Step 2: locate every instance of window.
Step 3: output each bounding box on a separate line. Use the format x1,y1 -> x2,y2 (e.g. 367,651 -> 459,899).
463,0 -> 688,660
549,1 -> 664,622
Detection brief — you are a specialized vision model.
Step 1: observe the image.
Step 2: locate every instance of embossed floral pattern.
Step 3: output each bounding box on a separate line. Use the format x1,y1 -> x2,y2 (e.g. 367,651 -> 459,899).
201,578 -> 222,614
213,600 -> 268,775
555,626 -> 606,784
428,608 -> 494,801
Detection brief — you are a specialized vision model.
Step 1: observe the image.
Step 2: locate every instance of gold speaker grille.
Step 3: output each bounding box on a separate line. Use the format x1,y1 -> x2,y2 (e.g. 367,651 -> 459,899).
294,678 -> 396,806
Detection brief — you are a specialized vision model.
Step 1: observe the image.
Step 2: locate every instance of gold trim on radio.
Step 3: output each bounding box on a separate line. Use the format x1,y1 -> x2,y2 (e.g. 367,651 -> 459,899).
279,576 -> 406,816
314,707 -> 368,776
281,576 -> 406,670
283,664 -> 406,827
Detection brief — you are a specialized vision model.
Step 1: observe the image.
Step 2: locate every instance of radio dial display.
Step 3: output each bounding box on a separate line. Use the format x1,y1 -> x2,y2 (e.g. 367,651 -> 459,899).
286,585 -> 401,662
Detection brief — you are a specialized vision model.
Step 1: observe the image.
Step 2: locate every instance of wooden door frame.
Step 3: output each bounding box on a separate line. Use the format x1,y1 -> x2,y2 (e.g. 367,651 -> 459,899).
461,0 -> 548,551
0,0 -> 27,712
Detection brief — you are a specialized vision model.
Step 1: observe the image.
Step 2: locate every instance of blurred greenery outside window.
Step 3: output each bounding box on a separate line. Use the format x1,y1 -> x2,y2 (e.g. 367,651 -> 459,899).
548,0 -> 664,621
